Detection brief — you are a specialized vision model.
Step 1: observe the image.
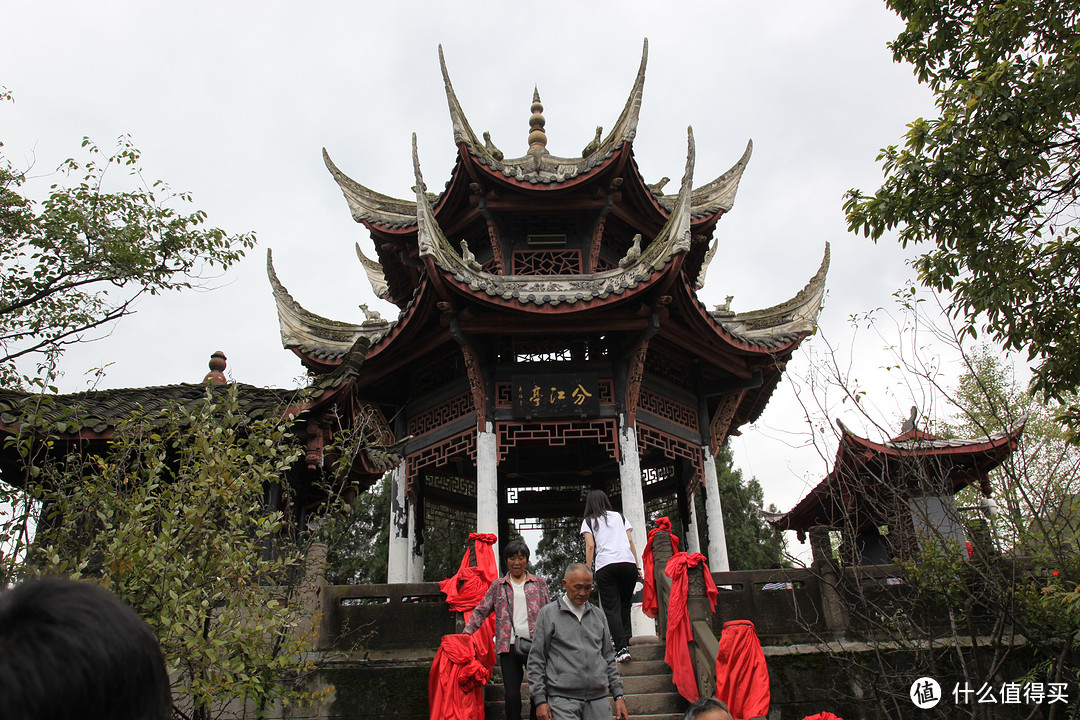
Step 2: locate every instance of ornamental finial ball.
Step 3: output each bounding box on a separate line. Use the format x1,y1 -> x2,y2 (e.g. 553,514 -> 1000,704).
204,351 -> 227,385
528,87 -> 547,149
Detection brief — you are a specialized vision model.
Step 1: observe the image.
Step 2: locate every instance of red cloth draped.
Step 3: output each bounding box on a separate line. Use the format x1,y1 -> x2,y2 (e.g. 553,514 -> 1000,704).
438,534 -> 499,667
642,517 -> 680,619
428,633 -> 491,720
663,552 -> 717,702
714,620 -> 770,720
801,714 -> 843,720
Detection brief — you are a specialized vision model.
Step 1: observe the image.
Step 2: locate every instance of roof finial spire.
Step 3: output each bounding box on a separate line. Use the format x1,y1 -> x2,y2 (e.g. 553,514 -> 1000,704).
528,86 -> 547,151
204,351 -> 227,385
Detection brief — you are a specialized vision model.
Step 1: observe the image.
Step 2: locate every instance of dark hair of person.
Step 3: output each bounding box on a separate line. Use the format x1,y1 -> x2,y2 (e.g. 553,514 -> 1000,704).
683,697 -> 731,719
503,539 -> 531,561
583,489 -> 623,534
0,577 -> 172,720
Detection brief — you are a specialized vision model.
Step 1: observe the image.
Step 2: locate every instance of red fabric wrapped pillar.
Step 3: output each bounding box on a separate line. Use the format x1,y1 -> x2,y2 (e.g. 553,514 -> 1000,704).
428,633 -> 491,720
641,517 -> 680,619
714,620 -> 770,720
438,534 -> 499,667
663,552 -> 717,702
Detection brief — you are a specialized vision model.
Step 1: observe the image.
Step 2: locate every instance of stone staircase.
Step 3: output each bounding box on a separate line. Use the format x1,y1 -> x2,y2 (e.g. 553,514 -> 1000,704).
483,640 -> 686,720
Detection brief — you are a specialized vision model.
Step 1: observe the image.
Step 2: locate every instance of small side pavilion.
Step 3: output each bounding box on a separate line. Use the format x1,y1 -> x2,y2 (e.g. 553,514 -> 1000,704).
775,408 -> 1024,564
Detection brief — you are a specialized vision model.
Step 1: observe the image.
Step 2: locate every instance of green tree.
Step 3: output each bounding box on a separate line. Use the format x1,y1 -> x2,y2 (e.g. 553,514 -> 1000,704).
9,386 -> 328,719
843,2 -> 1080,422
324,473 -> 390,585
0,89 -> 254,388
947,344 -> 1080,555
791,308 -> 1080,716
534,518 -> 585,588
708,444 -> 787,571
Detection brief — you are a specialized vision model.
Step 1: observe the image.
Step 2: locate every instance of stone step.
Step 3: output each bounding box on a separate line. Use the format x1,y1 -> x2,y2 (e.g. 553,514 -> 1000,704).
486,671 -> 675,702
617,658 -> 671,677
626,638 -> 666,661
484,696 -> 686,720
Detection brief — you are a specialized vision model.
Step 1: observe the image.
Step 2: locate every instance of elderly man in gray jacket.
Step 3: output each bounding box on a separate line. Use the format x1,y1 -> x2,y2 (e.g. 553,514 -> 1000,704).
527,563 -> 630,720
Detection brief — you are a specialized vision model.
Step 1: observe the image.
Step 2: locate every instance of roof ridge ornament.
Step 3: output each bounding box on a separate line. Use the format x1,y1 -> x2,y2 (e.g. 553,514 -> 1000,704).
528,87 -> 548,152
204,351 -> 227,385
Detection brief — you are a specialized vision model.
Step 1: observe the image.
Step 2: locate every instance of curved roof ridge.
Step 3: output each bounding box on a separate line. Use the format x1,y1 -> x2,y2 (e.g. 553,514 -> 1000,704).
669,138 -> 753,216
593,38 -> 648,155
443,41 -> 646,186
637,126 -> 695,270
715,243 -> 830,339
439,45 -> 498,164
323,148 -> 417,227
267,249 -> 389,358
413,130 -> 694,307
354,242 -> 391,300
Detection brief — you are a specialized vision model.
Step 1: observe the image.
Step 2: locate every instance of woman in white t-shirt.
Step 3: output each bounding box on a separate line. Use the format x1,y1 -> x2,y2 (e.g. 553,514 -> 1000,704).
580,489 -> 641,663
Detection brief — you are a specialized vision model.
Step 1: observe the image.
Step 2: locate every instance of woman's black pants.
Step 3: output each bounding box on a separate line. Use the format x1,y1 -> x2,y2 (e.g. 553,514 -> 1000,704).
499,650 -> 536,720
595,561 -> 637,650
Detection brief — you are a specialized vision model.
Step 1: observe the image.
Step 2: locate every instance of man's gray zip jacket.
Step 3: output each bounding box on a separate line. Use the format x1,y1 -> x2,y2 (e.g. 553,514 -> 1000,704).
526,596 -> 625,707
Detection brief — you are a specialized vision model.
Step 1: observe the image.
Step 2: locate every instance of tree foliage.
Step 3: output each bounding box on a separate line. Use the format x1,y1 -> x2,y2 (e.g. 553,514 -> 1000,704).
844,2 -> 1080,418
792,303 -> 1080,716
534,517 -> 585,589
4,387 -> 327,719
712,444 -> 787,571
323,476 -> 481,585
0,89 -> 255,388
948,344 -> 1080,553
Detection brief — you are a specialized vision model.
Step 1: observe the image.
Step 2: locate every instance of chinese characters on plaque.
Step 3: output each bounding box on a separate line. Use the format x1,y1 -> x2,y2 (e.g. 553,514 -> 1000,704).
512,374 -> 600,418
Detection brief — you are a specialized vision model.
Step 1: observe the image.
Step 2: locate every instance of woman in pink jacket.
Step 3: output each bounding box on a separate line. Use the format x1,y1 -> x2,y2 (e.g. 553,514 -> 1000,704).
464,539 -> 550,720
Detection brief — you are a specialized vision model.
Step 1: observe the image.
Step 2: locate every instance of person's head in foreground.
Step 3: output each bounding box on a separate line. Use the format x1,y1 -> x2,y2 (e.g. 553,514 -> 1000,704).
503,538 -> 532,578
0,576 -> 172,720
684,696 -> 734,720
562,562 -> 594,605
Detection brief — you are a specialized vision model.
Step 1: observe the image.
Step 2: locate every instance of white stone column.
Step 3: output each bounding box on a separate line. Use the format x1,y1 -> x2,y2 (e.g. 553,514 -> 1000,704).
617,413 -> 654,637
686,492 -> 702,555
407,501 -> 424,582
701,444 -> 730,571
476,422 -> 499,540
387,463 -> 409,584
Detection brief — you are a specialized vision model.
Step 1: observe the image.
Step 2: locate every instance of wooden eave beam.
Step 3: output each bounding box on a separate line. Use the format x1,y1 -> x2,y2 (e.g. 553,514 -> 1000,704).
656,321 -> 755,378
607,203 -> 666,239
452,310 -> 651,335
478,196 -> 613,212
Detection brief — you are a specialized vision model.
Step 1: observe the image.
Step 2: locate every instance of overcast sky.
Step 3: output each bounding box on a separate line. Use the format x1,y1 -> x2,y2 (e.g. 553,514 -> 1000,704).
3,1 -> 958,551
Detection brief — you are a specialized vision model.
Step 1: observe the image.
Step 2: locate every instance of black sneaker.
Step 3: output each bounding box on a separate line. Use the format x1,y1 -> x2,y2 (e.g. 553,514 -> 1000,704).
615,647 -> 632,663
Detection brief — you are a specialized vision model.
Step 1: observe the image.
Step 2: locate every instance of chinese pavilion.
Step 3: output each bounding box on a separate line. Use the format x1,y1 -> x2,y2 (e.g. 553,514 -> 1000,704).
267,40 -> 829,582
774,407 -> 1023,564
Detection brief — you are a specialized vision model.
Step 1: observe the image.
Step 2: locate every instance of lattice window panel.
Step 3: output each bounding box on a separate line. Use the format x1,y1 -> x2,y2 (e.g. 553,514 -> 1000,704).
407,392 -> 473,436
642,464 -> 676,490
512,249 -> 582,276
593,254 -> 617,272
638,388 -> 700,431
644,350 -> 693,390
406,430 -> 476,478
411,352 -> 465,395
513,338 -> 573,363
498,419 -> 619,464
424,502 -> 476,531
597,379 -> 613,405
637,425 -> 704,492
424,473 -> 478,500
